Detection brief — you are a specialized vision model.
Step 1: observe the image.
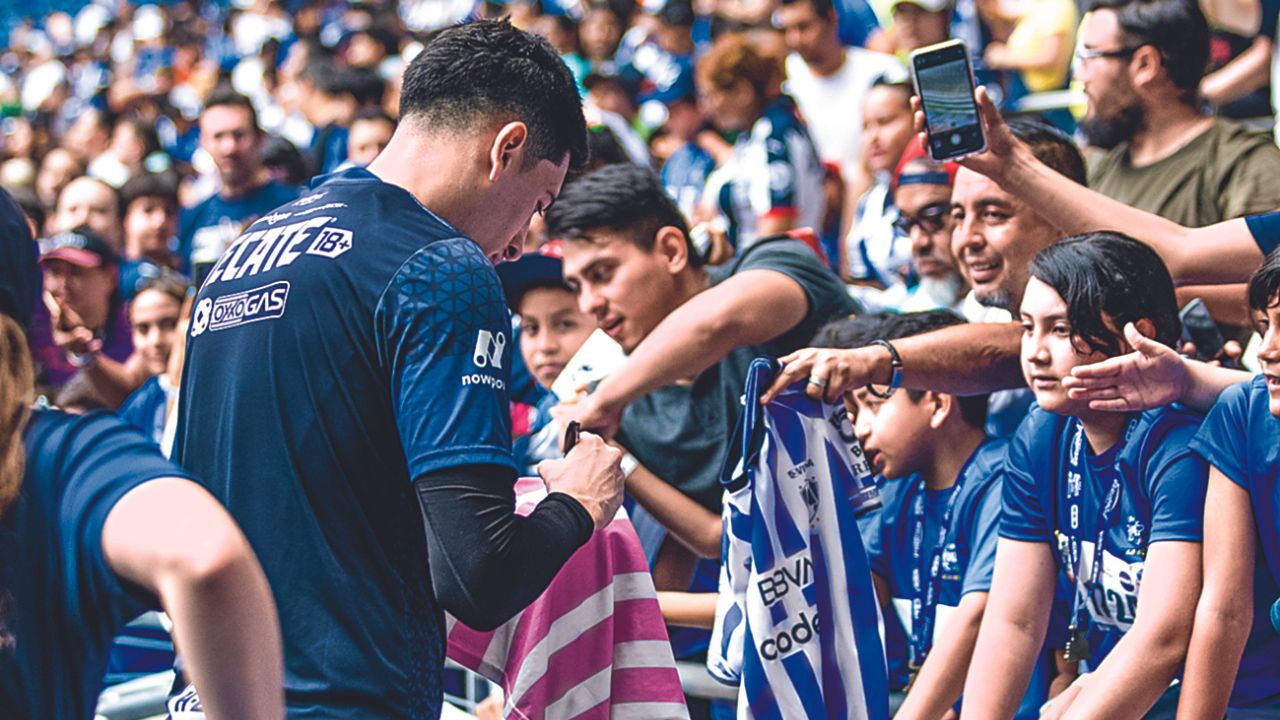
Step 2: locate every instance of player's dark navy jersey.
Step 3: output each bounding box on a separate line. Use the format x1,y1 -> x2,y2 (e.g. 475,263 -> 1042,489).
177,180 -> 299,286
1,410 -> 194,720
175,166 -> 516,719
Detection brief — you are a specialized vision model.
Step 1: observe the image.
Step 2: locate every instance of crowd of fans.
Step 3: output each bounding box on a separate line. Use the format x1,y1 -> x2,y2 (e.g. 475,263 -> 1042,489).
5,0 -> 1280,718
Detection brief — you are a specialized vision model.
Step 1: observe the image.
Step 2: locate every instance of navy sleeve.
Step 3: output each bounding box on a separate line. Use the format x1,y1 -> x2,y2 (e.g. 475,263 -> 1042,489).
1000,411 -> 1055,543
377,239 -> 517,479
1144,422 -> 1209,544
1246,212 -> 1280,257
961,477 -> 1002,595
52,412 -> 197,612
1260,0 -> 1279,39
1188,379 -> 1255,490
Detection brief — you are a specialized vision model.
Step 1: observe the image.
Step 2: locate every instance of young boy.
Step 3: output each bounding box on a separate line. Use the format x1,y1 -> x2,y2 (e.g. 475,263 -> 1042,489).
850,310 -> 1051,720
496,241 -> 597,472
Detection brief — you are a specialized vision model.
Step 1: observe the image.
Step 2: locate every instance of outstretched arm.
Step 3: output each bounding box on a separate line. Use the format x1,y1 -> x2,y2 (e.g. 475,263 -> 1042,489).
103,478 -> 284,720
762,321 -> 1024,404
917,88 -> 1266,286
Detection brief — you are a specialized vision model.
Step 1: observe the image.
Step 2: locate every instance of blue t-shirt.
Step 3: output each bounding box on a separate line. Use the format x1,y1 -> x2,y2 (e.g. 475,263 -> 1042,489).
1001,406 -> 1207,667
1188,375 -> 1280,707
0,409 -> 194,719
174,167 -> 516,719
865,439 -> 1004,686
177,180 -> 299,286
1247,211 -> 1280,257
117,375 -> 169,446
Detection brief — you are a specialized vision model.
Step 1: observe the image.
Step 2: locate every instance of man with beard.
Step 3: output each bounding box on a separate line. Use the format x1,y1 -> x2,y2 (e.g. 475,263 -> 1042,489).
1079,0 -> 1280,228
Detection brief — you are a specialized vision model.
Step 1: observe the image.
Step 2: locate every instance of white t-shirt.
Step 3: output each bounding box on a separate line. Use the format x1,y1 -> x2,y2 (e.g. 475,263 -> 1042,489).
784,48 -> 905,177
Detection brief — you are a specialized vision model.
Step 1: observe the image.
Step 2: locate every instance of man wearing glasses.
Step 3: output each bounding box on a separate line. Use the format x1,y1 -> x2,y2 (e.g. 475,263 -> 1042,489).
1078,0 -> 1280,229
887,137 -> 966,316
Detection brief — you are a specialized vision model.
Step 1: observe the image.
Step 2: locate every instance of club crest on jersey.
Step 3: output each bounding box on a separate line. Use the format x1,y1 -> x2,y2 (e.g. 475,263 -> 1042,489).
800,476 -> 820,528
1126,515 -> 1145,545
473,329 -> 506,369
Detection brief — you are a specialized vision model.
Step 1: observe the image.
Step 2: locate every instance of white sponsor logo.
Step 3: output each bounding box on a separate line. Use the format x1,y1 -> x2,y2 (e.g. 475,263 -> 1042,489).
305,227 -> 353,259
461,373 -> 507,391
204,217 -> 338,286
292,201 -> 347,217
472,329 -> 506,369
261,211 -> 292,225
190,281 -> 290,337
295,191 -> 327,205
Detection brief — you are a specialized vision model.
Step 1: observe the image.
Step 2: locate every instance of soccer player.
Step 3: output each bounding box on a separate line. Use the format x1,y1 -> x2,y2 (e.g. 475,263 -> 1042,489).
175,21 -> 625,718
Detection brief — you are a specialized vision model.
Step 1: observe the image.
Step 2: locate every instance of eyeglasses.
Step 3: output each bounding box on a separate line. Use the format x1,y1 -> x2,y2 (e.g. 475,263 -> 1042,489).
893,202 -> 952,236
1074,44 -> 1147,63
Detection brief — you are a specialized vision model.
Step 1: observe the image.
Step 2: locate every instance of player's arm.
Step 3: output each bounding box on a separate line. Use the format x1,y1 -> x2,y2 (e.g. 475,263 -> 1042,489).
919,88 -> 1266,286
621,450 -> 721,559
102,477 -> 284,720
763,320 -> 1024,404
1176,467 -> 1255,720
566,268 -> 809,434
895,591 -> 988,720
1059,542 -> 1201,720
657,591 -> 718,629
962,538 -> 1058,719
416,435 -> 622,631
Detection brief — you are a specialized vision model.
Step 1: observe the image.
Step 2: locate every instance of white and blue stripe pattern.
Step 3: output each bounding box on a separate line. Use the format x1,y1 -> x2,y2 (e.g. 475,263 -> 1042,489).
709,358 -> 888,719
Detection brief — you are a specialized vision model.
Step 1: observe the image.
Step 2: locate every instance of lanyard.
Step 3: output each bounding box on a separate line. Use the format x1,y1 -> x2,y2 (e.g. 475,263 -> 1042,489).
1061,417 -> 1139,639
908,444 -> 984,667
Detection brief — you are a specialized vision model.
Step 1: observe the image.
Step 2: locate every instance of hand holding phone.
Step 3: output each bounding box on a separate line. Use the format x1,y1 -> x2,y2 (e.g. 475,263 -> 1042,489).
911,40 -> 987,161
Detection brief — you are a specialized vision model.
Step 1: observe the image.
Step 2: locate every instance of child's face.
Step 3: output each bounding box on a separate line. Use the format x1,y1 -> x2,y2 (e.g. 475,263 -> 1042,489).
1256,302 -> 1280,417
1019,277 -> 1109,415
519,286 -> 595,388
850,387 -> 934,480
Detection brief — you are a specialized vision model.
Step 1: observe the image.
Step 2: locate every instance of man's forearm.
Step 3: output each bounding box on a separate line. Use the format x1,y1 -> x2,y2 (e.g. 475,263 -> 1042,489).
623,456 -> 721,559
1180,361 -> 1252,412
896,321 -> 1024,395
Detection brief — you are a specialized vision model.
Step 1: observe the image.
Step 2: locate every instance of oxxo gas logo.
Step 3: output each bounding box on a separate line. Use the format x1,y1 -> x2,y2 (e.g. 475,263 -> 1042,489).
190,281 -> 290,337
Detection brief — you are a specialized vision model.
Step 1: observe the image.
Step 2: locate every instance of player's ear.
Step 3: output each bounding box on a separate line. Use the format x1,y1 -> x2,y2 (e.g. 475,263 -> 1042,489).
654,226 -> 691,274
488,122 -> 530,183
928,391 -> 952,430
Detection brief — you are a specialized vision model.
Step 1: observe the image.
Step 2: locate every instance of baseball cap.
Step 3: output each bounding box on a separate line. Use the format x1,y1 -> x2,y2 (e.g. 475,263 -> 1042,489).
889,0 -> 951,12
891,135 -> 958,192
496,241 -> 569,312
38,227 -> 117,269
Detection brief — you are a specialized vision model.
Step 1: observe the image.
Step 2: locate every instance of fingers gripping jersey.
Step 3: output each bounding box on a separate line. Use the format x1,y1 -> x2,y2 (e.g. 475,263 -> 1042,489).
709,358 -> 886,720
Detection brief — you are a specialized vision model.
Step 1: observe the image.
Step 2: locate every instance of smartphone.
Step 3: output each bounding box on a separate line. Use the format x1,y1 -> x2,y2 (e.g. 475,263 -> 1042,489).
910,40 -> 986,161
1179,298 -> 1226,362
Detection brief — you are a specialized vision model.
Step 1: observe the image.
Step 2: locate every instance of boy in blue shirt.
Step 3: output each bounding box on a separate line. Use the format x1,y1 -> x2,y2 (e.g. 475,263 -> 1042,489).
1182,248 -> 1280,718
852,310 -> 1049,720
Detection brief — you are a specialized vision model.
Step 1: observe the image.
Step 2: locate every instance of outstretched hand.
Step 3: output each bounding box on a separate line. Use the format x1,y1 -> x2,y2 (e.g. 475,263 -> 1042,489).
760,345 -> 889,405
1061,323 -> 1189,412
911,86 -> 1021,181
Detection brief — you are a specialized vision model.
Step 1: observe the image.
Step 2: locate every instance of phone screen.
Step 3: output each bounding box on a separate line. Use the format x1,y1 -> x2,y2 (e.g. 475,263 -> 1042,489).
913,42 -> 985,160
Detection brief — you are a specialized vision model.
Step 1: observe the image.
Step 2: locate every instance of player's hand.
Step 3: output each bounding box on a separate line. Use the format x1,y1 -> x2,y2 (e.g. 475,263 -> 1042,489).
537,432 -> 624,532
47,294 -> 102,357
761,344 -> 890,405
1062,323 -> 1188,412
1040,673 -> 1090,720
911,86 -> 1020,182
550,391 -> 623,440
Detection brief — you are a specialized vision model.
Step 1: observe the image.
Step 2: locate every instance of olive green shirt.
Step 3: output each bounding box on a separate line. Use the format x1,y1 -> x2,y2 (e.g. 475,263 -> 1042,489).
1087,120 -> 1280,227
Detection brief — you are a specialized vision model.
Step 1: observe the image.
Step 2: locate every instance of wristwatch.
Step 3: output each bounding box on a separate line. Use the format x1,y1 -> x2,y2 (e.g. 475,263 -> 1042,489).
866,339 -> 903,399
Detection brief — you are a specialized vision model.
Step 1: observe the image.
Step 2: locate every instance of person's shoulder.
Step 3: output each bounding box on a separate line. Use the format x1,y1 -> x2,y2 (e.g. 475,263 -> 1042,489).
1129,404 -> 1205,470
734,237 -> 825,272
24,408 -> 160,466
877,474 -> 917,522
848,47 -> 902,77
1207,119 -> 1280,156
966,437 -> 1012,486
1012,405 -> 1062,447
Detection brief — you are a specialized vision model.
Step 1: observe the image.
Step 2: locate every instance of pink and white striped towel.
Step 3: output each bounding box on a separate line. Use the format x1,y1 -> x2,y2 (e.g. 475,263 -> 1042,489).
445,478 -> 689,720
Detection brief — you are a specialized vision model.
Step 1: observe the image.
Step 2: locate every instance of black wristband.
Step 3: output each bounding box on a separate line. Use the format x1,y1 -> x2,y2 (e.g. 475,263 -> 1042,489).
867,339 -> 903,399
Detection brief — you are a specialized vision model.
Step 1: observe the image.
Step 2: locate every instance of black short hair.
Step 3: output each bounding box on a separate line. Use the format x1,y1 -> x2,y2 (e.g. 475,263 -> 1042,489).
203,86 -> 261,135
659,0 -> 697,26
399,20 -> 588,171
1030,231 -> 1181,356
1248,247 -> 1280,313
262,136 -> 310,186
812,310 -> 987,429
778,0 -> 836,19
1007,118 -> 1087,186
135,269 -> 191,306
120,172 -> 179,213
544,162 -> 699,267
1086,0 -> 1209,99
